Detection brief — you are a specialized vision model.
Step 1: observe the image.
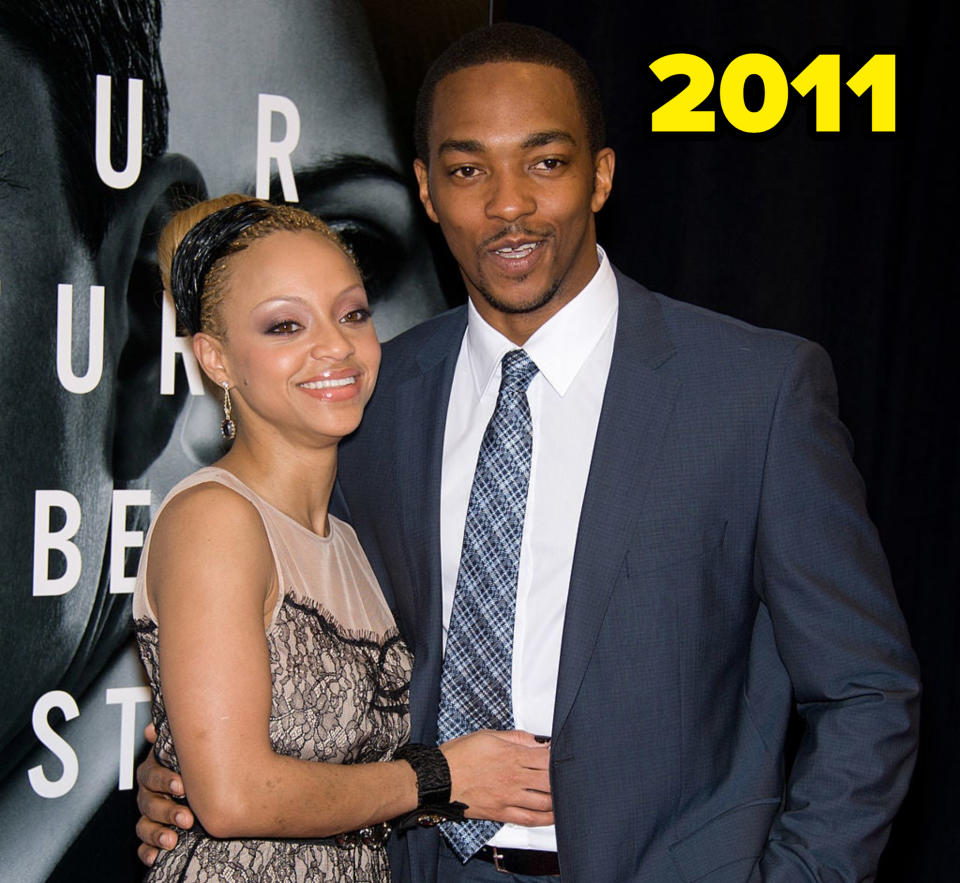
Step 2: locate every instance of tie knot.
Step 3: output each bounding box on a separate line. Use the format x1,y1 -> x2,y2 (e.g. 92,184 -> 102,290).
500,349 -> 539,394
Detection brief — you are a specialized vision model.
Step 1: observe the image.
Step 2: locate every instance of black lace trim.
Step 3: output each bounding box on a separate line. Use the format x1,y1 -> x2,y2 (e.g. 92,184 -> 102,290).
281,596 -> 410,715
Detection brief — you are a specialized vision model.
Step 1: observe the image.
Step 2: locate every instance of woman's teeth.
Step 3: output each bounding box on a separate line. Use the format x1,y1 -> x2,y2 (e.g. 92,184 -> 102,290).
299,377 -> 356,389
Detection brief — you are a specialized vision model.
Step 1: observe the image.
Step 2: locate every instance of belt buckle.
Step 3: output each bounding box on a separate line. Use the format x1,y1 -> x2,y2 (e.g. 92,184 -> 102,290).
490,846 -> 510,875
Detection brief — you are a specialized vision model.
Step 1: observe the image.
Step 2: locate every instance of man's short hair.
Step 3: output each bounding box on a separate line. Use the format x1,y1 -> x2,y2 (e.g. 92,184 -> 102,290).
414,22 -> 606,163
0,0 -> 167,249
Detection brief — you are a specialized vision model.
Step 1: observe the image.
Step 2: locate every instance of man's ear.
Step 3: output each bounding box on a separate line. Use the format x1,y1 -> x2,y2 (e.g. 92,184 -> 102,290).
413,158 -> 440,224
102,152 -> 207,482
590,147 -> 615,214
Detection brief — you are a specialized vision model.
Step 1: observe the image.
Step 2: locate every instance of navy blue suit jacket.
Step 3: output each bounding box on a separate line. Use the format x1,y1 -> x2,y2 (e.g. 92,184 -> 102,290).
336,272 -> 920,882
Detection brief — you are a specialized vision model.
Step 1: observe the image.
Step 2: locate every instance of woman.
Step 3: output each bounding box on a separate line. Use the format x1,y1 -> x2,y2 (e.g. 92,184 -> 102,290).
133,196 -> 551,881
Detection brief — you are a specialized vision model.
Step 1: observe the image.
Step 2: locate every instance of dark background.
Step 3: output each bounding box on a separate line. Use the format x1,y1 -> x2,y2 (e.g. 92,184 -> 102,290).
501,1 -> 957,879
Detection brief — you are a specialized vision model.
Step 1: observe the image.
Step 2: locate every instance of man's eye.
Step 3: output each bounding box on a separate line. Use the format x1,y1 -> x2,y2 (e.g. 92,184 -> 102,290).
534,158 -> 564,171
340,308 -> 372,324
268,320 -> 301,334
451,166 -> 480,178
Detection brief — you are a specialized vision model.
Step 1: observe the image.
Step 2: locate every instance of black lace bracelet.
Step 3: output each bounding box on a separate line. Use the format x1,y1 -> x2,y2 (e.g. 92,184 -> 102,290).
392,743 -> 467,830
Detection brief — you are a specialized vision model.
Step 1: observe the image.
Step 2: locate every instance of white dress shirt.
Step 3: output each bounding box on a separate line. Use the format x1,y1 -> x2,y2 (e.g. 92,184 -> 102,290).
440,247 -> 618,851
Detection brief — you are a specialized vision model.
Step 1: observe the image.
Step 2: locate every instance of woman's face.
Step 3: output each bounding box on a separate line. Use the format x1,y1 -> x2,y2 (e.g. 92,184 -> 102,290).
200,229 -> 381,449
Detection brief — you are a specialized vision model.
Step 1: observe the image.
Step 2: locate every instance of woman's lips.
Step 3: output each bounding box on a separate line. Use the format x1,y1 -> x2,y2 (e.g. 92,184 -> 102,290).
297,373 -> 360,401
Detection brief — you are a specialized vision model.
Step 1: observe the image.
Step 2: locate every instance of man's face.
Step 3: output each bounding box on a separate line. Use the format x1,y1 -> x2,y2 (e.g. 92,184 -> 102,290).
0,38 -> 126,768
161,0 -> 442,340
414,61 -> 614,342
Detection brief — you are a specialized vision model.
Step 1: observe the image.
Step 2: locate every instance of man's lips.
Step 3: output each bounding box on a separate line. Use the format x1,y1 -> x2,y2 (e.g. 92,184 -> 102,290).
486,238 -> 547,274
491,241 -> 543,260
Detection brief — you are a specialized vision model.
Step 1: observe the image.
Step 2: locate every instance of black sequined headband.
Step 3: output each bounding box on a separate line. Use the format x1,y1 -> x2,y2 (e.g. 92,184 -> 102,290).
170,200 -> 274,334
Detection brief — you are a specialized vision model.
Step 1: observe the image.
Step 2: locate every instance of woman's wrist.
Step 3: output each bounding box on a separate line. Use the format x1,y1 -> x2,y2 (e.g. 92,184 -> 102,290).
392,743 -> 467,830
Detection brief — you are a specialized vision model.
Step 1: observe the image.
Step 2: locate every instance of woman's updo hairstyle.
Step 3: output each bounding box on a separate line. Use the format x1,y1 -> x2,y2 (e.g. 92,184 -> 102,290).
157,195 -> 356,337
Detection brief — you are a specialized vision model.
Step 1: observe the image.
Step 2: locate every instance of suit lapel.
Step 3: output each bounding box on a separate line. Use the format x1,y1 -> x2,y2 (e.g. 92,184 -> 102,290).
553,275 -> 680,736
392,312 -> 466,743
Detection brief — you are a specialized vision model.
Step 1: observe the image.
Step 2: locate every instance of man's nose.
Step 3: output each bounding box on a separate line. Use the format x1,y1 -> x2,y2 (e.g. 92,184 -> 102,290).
484,169 -> 536,222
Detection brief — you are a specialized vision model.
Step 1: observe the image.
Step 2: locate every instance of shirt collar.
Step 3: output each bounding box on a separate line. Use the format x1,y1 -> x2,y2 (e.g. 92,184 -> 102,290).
465,246 -> 618,398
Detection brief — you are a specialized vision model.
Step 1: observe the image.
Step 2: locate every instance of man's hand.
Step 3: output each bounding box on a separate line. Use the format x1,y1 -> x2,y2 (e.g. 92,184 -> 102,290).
135,724 -> 193,866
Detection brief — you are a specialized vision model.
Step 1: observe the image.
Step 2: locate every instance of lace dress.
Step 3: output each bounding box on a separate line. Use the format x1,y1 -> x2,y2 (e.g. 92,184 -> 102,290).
133,467 -> 412,882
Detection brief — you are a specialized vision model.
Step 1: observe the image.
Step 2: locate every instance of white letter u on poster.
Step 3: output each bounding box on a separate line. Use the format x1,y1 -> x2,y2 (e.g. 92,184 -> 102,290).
95,74 -> 144,189
56,284 -> 105,394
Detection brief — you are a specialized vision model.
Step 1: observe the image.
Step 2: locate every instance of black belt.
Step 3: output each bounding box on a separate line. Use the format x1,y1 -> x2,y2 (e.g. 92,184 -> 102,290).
474,845 -> 560,876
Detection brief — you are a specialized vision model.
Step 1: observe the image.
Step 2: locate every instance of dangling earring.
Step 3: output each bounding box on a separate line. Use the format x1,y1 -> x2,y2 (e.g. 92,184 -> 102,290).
220,382 -> 236,440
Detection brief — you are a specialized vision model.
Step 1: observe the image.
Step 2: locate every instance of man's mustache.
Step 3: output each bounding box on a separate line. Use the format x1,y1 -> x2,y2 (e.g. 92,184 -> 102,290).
480,226 -> 553,249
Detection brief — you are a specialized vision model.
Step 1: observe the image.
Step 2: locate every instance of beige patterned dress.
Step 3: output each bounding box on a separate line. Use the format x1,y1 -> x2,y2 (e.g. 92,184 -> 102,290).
133,467 -> 412,882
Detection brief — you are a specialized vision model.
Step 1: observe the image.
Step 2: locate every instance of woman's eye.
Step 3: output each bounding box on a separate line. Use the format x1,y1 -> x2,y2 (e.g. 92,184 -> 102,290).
340,308 -> 372,325
268,320 -> 301,334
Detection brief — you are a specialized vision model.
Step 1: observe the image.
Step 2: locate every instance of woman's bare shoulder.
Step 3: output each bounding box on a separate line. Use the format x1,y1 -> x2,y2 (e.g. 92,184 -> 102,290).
148,480 -> 274,601
155,479 -> 263,533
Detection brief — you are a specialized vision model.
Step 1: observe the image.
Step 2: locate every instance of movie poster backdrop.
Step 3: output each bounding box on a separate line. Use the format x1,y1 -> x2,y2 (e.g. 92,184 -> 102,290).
0,1 -> 482,878
0,0 -> 954,879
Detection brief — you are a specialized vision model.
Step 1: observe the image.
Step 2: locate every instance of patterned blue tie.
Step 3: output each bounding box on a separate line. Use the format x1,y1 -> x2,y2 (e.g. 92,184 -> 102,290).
438,349 -> 539,860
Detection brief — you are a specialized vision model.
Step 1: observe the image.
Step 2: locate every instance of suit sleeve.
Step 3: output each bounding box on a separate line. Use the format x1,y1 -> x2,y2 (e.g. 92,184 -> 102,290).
754,340 -> 920,881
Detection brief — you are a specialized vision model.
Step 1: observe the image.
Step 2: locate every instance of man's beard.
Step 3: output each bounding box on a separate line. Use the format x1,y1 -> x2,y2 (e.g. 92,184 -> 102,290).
473,272 -> 563,315
470,224 -> 562,315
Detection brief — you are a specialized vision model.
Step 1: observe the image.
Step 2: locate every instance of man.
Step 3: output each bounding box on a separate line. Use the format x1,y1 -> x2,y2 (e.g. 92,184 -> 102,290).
0,2 -> 203,878
138,23 -> 920,881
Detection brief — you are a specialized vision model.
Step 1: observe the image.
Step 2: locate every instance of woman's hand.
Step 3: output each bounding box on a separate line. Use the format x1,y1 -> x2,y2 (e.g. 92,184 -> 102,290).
134,724 -> 193,866
440,730 -> 553,827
